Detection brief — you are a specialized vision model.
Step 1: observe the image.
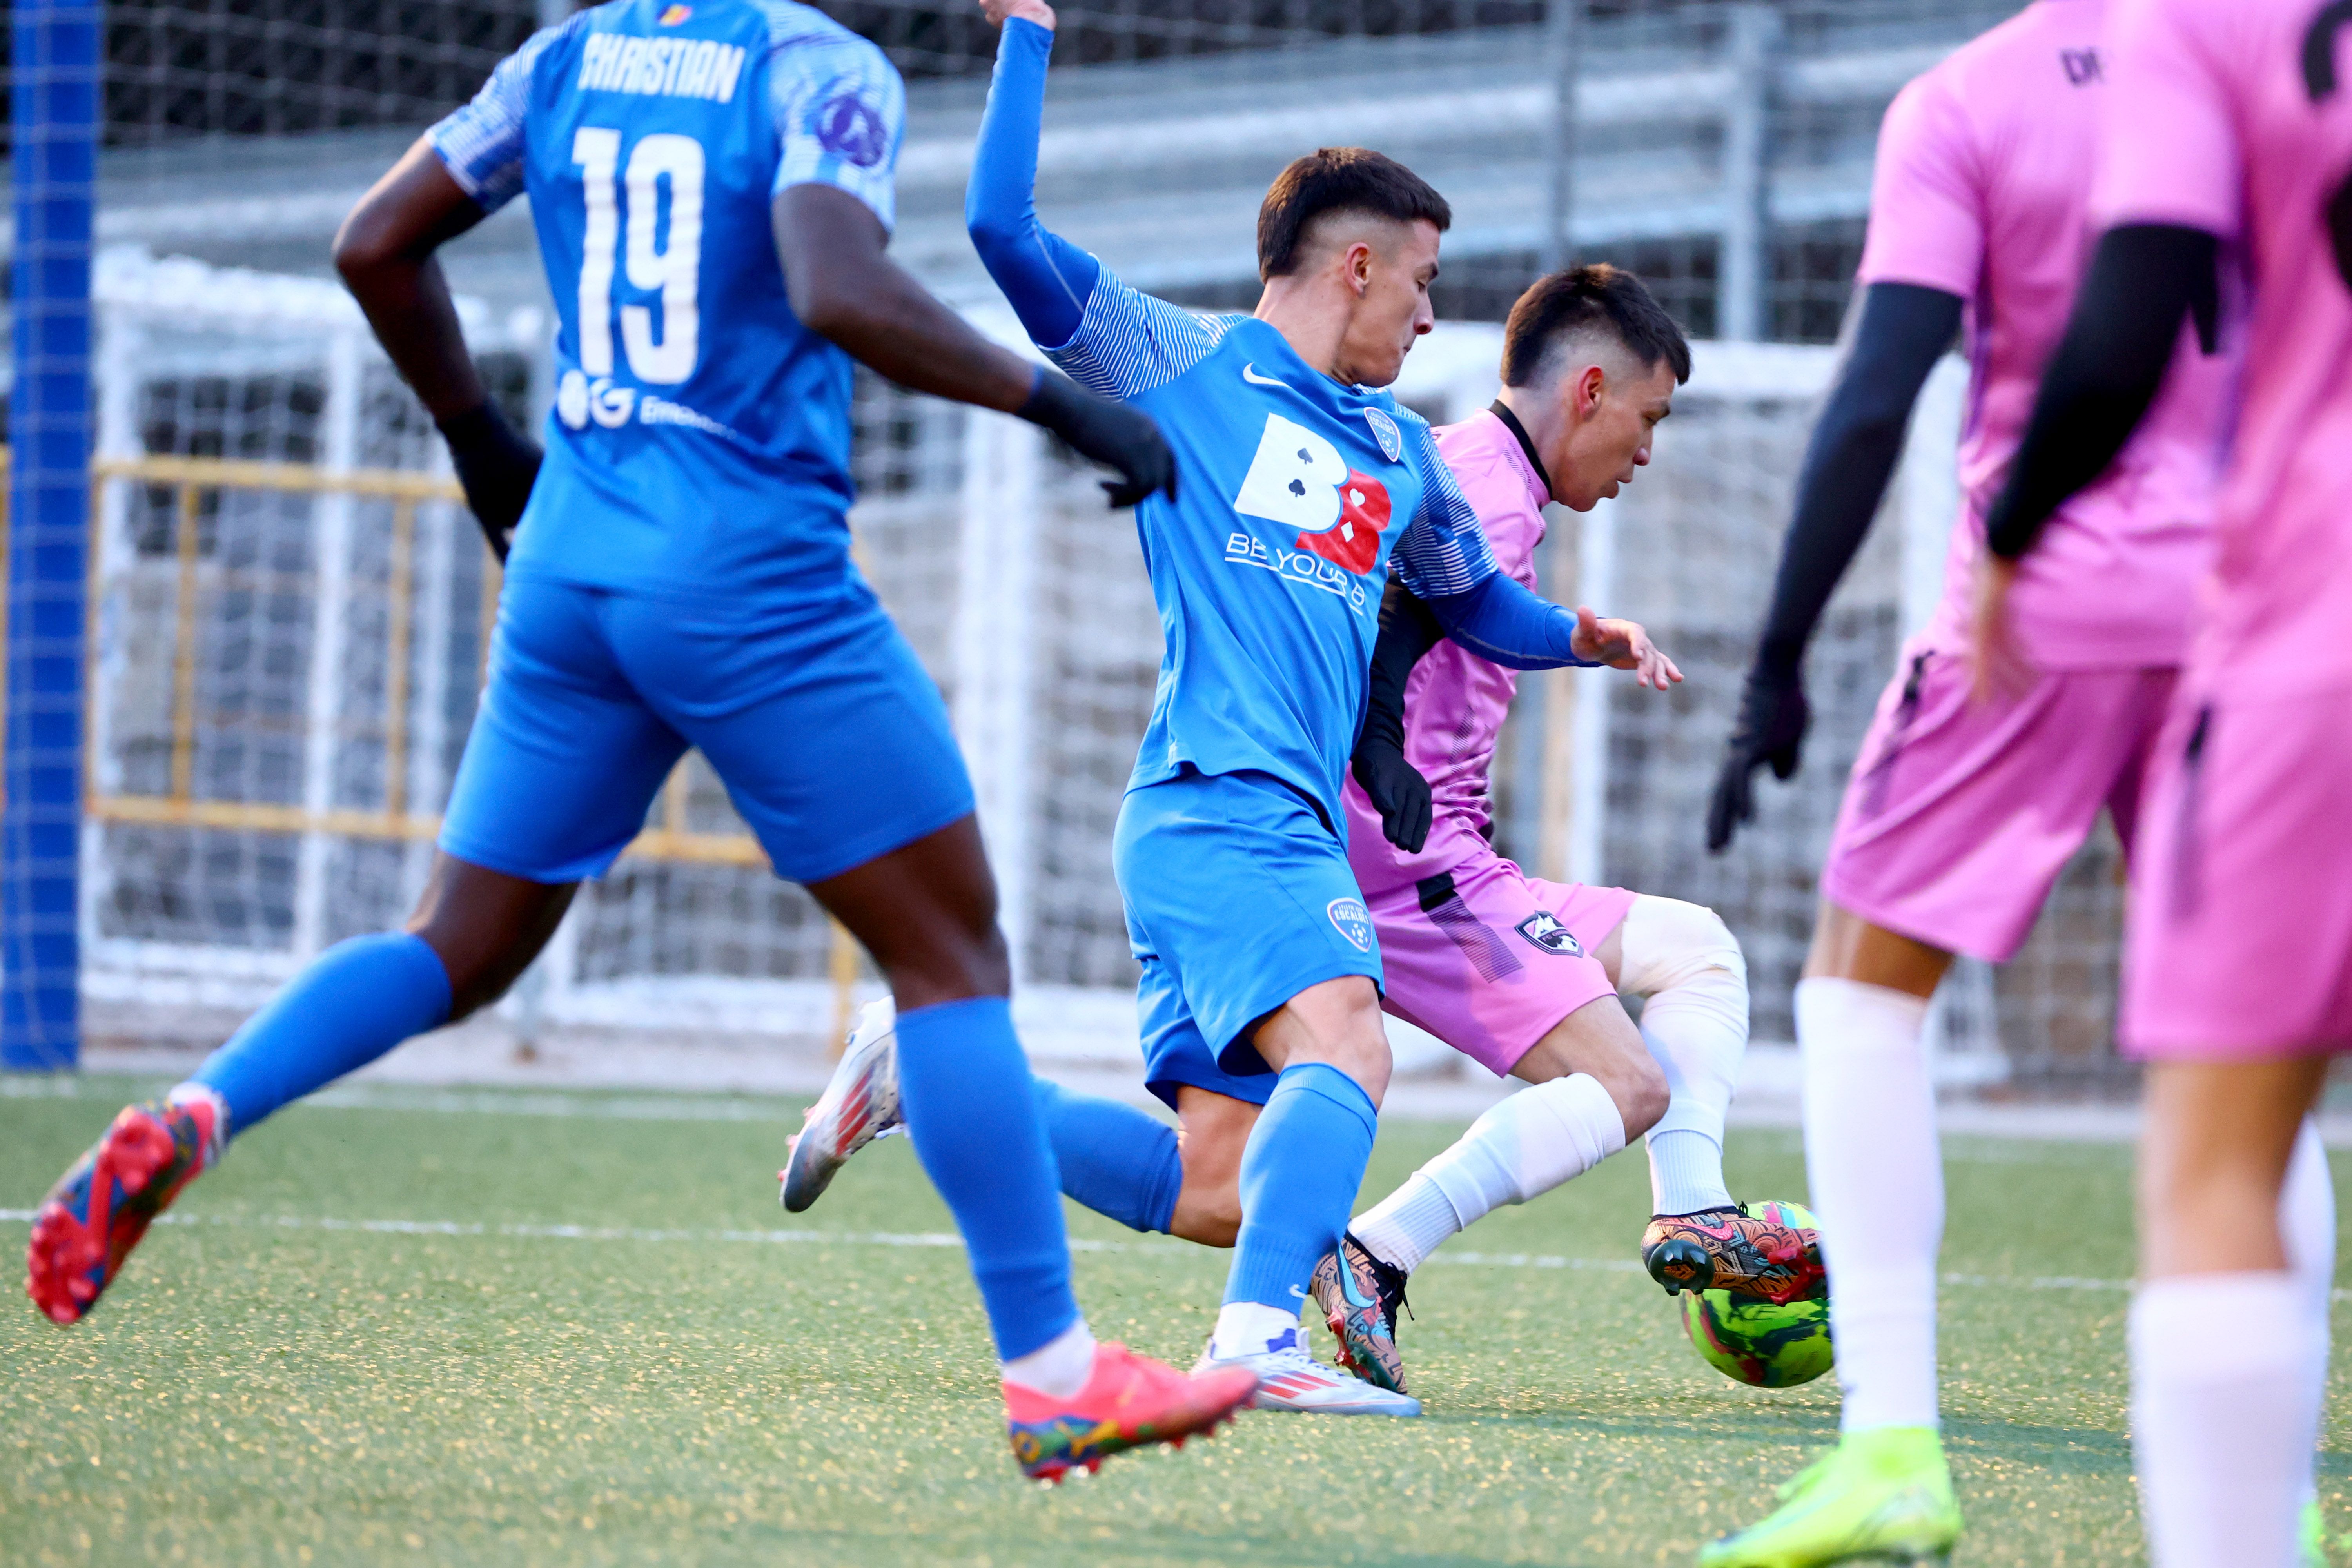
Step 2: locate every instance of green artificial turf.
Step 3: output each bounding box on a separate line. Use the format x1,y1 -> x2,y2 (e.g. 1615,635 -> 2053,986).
1,1074 -> 2345,1566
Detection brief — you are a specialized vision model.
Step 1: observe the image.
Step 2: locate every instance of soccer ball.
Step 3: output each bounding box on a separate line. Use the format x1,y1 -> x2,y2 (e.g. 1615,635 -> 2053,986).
1679,1199 -> 1834,1388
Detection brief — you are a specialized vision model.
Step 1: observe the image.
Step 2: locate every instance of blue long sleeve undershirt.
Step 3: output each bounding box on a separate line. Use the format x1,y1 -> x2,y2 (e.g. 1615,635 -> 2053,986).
967,18 -> 1100,349
1425,574 -> 1601,670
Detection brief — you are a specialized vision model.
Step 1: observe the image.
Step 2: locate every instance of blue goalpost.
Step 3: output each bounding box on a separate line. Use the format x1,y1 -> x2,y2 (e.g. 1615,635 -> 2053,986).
4,0 -> 97,1070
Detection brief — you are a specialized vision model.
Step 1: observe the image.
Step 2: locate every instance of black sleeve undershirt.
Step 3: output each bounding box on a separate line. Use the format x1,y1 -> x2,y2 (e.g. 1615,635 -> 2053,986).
1751,282 -> 1963,679
1982,224 -> 2220,560
1357,575 -> 1447,755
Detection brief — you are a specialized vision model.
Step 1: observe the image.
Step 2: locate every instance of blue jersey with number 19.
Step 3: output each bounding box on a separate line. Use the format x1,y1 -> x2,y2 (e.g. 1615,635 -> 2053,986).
428,0 -> 904,602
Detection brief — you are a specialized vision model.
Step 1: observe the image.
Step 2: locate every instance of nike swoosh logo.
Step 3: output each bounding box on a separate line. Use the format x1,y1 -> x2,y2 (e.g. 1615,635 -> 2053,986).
1241,362 -> 1289,388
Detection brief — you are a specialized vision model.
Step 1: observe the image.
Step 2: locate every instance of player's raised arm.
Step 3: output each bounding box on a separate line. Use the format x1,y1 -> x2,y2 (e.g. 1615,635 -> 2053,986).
967,0 -> 1227,401
336,138 -> 539,561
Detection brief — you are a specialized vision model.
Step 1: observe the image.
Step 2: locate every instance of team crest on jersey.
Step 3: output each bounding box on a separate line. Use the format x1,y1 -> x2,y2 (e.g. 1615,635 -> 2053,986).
1364,407 -> 1402,463
1328,898 -> 1374,953
658,4 -> 692,24
814,91 -> 890,168
1515,911 -> 1584,957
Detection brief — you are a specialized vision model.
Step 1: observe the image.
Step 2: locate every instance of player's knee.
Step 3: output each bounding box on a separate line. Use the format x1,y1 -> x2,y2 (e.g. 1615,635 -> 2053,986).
1618,896 -> 1747,1001
1618,1051 -> 1671,1139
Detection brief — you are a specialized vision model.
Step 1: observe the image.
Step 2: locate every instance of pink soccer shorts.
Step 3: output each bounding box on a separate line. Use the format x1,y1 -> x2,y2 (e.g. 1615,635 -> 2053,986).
1820,642 -> 2177,963
1366,849 -> 1637,1078
2122,682 -> 2352,1058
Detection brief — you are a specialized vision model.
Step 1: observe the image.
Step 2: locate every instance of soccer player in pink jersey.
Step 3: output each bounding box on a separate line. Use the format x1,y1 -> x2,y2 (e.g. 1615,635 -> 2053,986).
1701,0 -> 2327,1559
1973,0 -> 2352,1557
1328,268 -> 1823,1398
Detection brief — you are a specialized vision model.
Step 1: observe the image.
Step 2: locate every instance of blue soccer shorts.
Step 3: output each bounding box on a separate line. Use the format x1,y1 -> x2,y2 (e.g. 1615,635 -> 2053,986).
439,574 -> 975,887
1114,767 -> 1383,1110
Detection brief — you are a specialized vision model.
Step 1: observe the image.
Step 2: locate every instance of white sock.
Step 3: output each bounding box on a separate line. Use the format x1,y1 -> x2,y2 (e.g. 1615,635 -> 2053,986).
1210,1300 -> 1301,1361
2132,1272 -> 2318,1568
1797,975 -> 1941,1432
2281,1119 -> 2334,1512
1352,1073 -> 1625,1275
1647,1130 -> 1732,1216
1000,1318 -> 1097,1399
1617,897 -> 1747,1216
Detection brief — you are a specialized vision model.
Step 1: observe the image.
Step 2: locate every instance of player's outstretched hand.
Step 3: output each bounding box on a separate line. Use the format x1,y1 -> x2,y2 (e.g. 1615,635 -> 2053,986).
1018,369 -> 1178,508
1352,736 -> 1432,854
979,0 -> 1056,31
1706,665 -> 1810,854
436,400 -> 541,563
1570,606 -> 1681,690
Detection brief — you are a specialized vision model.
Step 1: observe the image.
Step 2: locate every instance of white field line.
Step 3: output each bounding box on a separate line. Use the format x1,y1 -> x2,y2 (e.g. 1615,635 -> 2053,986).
0,1077 -> 797,1124
0,1207 -> 2270,1298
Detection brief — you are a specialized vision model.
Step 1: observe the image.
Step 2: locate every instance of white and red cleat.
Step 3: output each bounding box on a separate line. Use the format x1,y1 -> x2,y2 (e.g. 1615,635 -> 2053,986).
781,998 -> 902,1212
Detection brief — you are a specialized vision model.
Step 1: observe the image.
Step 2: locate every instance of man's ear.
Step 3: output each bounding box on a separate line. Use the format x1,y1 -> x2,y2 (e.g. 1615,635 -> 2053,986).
1344,239 -> 1375,298
1572,363 -> 1606,419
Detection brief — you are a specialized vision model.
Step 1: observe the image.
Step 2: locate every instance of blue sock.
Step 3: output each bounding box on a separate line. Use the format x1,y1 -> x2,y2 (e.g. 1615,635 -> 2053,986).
895,996 -> 1080,1360
1225,1062 -> 1377,1310
191,932 -> 452,1136
1032,1078 -> 1182,1235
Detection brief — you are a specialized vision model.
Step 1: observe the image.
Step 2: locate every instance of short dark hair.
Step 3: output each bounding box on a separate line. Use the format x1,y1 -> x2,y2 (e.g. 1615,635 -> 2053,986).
1501,264 -> 1692,388
1256,148 -> 1452,281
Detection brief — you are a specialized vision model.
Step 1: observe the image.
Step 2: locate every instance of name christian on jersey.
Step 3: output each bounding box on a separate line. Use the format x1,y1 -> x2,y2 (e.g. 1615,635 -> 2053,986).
1224,401 -> 1403,617
576,32 -> 748,104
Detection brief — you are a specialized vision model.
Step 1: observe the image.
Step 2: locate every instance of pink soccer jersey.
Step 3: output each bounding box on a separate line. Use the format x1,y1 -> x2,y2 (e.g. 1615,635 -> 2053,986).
2092,0 -> 2352,695
1860,0 -> 2235,670
1342,410 -> 1545,897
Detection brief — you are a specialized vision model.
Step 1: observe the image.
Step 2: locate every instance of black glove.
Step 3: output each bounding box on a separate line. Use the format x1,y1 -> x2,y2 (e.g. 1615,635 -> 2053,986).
1352,734 -> 1432,854
1017,369 -> 1177,508
1706,664 -> 1811,854
437,400 -> 542,563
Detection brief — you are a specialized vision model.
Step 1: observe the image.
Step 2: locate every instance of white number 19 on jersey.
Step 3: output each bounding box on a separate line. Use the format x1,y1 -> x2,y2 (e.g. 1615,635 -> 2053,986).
572,126 -> 704,385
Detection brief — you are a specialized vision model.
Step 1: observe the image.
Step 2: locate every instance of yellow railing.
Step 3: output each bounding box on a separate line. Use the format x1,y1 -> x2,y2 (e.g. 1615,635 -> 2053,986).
75,452 -> 768,868
2,448 -> 867,1044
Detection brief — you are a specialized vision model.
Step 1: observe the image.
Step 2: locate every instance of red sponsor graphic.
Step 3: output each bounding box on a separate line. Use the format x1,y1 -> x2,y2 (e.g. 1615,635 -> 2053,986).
1292,469 -> 1391,574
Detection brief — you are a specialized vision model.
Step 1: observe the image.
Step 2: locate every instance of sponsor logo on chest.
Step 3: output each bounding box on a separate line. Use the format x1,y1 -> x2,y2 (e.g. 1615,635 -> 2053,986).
1222,407 -> 1401,615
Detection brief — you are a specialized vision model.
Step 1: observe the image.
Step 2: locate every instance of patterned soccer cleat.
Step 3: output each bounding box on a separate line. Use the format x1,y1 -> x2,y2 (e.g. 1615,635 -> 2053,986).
1642,1202 -> 1826,1305
1699,1426 -> 1962,1568
1193,1327 -> 1421,1417
26,1092 -> 224,1326
1308,1231 -> 1412,1395
781,998 -> 901,1212
1004,1342 -> 1258,1482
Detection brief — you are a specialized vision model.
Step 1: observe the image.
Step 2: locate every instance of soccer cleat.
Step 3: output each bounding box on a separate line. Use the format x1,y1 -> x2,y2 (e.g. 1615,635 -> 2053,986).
1643,1202 -> 1826,1305
781,998 -> 901,1212
1004,1341 -> 1258,1482
1308,1231 -> 1412,1395
1192,1327 -> 1422,1417
1698,1426 -> 1962,1568
26,1093 -> 224,1326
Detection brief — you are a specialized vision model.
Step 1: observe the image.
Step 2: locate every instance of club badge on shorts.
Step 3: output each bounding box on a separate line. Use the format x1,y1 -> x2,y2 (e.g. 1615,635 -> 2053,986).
1515,911 -> 1584,957
1364,407 -> 1402,463
1327,897 -> 1374,952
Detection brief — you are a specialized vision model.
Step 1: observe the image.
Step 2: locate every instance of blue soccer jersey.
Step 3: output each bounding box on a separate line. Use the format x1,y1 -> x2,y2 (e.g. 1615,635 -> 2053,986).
1055,294 -> 1497,825
429,0 -> 906,601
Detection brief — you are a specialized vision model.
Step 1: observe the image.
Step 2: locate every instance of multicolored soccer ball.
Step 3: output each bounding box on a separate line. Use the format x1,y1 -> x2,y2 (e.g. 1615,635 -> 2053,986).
1679,1199 -> 1833,1388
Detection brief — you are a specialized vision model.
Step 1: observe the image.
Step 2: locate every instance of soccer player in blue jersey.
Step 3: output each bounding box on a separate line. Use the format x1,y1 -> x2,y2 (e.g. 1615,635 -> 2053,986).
23,0 -> 1262,1480
795,0 -> 1622,1417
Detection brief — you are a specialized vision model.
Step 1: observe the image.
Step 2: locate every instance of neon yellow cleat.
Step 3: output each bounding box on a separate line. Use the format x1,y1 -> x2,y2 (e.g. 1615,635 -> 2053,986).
1698,1426 -> 1961,1568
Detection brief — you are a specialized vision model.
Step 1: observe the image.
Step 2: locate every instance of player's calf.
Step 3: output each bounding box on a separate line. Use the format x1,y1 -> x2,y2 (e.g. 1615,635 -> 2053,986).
26,1089 -> 225,1325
